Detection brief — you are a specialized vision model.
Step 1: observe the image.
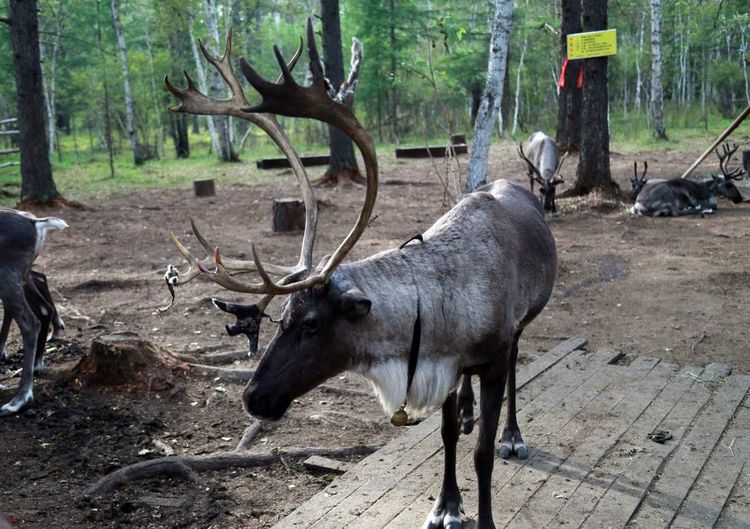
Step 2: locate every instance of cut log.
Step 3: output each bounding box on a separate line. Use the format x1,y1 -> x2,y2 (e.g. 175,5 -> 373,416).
71,332 -> 186,389
193,178 -> 215,197
395,144 -> 468,159
272,198 -> 306,233
256,154 -> 330,170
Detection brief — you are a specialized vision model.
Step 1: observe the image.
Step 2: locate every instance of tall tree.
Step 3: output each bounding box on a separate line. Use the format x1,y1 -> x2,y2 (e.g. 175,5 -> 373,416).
111,0 -> 149,164
40,0 -> 64,159
205,0 -> 238,161
317,0 -> 363,187
556,0 -> 582,152
6,0 -> 60,203
573,0 -> 613,194
465,0 -> 514,192
649,0 -> 667,139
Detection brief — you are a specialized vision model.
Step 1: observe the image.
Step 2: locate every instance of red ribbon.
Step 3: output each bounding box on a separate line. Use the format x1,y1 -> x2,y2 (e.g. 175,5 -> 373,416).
558,58 -> 584,92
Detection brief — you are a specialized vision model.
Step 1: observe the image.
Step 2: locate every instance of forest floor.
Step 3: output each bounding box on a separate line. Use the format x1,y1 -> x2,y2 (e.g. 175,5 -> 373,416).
1,140 -> 750,528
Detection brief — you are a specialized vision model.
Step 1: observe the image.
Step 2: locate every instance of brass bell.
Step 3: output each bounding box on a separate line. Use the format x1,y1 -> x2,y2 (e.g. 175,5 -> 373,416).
390,407 -> 408,427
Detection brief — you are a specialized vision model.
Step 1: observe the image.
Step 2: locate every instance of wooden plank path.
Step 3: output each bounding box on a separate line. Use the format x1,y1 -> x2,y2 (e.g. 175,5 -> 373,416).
273,341 -> 750,529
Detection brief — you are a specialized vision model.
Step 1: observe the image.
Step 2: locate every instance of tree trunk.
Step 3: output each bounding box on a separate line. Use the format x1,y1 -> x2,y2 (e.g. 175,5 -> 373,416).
465,0 -> 514,193
8,0 -> 59,204
41,0 -> 64,159
96,0 -> 115,179
556,0 -> 582,152
187,15 -> 219,155
649,0 -> 667,139
635,14 -> 644,112
388,0 -> 399,143
168,28 -> 190,159
573,0 -> 614,194
205,0 -> 238,162
511,23 -> 528,136
111,0 -> 148,164
316,0 -> 363,187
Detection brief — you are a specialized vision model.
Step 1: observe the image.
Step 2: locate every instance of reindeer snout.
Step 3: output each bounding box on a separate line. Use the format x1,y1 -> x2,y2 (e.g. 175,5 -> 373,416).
242,382 -> 290,421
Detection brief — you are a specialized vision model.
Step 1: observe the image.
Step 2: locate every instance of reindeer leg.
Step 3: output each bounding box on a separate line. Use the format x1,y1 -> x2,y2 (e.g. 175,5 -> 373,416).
25,281 -> 53,373
0,308 -> 12,360
32,272 -> 64,339
457,374 -> 475,434
422,391 -> 463,529
474,358 -> 508,529
499,332 -> 527,459
0,286 -> 40,416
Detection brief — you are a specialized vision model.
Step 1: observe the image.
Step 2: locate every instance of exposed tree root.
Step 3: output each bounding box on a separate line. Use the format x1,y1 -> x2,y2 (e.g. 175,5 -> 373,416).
17,195 -> 86,210
83,444 -> 381,498
312,167 -> 366,188
177,349 -> 248,366
234,421 -> 264,451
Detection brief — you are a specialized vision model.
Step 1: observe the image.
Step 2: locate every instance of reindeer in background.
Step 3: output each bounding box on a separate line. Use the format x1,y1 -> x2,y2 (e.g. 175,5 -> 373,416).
0,209 -> 67,415
163,20 -> 557,529
517,131 -> 567,217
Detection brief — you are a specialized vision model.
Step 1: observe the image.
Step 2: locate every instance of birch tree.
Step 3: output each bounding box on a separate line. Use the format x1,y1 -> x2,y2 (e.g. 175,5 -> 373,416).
205,0 -> 237,161
511,0 -> 528,137
187,14 -> 220,156
649,0 -> 667,139
465,0 -> 514,193
111,0 -> 149,164
40,0 -> 64,159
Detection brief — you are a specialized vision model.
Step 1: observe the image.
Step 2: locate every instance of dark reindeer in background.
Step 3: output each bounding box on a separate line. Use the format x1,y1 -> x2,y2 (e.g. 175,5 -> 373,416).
517,131 -> 567,217
0,209 -> 67,415
164,20 -> 557,529
633,143 -> 745,216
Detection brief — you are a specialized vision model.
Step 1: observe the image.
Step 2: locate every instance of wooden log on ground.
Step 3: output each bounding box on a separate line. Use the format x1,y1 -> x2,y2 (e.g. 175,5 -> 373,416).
272,198 -> 306,232
395,144 -> 468,159
193,178 -> 215,197
256,154 -> 330,169
71,332 -> 186,388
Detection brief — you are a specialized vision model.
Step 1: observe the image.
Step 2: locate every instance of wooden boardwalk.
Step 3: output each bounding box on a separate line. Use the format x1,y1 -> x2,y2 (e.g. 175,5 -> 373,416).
274,338 -> 750,529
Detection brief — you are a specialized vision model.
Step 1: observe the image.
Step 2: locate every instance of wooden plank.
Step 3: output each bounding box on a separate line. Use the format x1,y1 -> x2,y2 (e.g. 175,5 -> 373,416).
353,348 -> 611,529
304,456 -> 355,475
256,154 -> 330,169
509,362 -> 681,529
714,462 -> 750,529
0,161 -> 19,169
0,148 -> 20,156
272,338 -> 586,529
0,117 -> 17,125
546,365 -> 703,529
0,130 -> 19,136
480,357 -> 661,528
669,400 -> 750,529
625,373 -> 750,529
382,349 -> 628,529
394,145 -> 468,159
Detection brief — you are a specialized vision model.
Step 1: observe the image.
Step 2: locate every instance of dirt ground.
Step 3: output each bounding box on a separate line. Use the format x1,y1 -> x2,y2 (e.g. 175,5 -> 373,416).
1,141 -> 749,528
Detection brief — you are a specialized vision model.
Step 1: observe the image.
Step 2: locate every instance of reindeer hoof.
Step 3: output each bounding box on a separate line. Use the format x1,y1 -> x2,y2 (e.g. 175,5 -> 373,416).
422,492 -> 464,529
499,441 -> 512,460
515,442 -> 528,460
461,415 -> 474,435
0,389 -> 34,417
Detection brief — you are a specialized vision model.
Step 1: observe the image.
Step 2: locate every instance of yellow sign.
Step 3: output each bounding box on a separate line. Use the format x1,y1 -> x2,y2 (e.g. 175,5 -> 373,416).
567,29 -> 617,60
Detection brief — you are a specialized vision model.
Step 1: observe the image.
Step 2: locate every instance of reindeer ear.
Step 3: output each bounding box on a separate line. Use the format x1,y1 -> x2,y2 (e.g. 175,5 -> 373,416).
339,287 -> 371,320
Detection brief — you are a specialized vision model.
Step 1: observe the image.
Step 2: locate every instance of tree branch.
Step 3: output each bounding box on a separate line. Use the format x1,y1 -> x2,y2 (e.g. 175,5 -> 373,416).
0,18 -> 11,26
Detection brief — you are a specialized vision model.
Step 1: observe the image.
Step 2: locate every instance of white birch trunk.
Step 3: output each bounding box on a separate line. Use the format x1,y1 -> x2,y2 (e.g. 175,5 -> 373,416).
187,15 -> 220,156
635,15 -> 644,112
511,31 -> 528,136
41,1 -> 63,158
466,0 -> 514,192
144,21 -> 163,156
205,0 -> 235,161
649,0 -> 667,138
741,26 -> 750,105
111,0 -> 144,163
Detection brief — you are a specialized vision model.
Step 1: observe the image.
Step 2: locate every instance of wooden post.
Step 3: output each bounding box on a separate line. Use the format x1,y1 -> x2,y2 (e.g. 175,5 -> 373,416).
272,198 -> 306,233
680,102 -> 750,179
193,178 -> 215,197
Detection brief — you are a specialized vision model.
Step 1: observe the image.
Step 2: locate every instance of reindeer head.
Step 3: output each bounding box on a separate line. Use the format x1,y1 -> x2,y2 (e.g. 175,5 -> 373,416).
164,20 -> 376,421
630,161 -> 649,200
517,144 -> 566,216
711,143 -> 745,204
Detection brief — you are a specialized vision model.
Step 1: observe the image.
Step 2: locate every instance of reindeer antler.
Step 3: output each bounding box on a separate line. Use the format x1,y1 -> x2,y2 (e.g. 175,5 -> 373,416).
716,142 -> 745,181
517,143 -> 545,186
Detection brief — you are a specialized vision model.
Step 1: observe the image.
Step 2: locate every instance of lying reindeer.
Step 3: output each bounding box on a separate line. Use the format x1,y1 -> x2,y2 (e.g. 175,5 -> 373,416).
633,143 -> 744,216
518,131 -> 567,216
0,270 -> 64,360
0,209 -> 67,415
164,21 -> 557,529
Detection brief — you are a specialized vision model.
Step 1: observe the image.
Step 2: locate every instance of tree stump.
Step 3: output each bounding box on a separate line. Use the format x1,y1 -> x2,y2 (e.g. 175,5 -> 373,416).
193,179 -> 215,197
272,198 -> 306,232
71,332 -> 186,389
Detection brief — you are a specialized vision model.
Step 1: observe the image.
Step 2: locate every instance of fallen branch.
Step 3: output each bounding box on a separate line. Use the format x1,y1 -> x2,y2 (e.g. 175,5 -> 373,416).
83,444 -> 381,498
188,364 -> 254,383
318,385 -> 372,398
309,410 -> 387,429
234,421 -> 264,451
177,349 -> 248,365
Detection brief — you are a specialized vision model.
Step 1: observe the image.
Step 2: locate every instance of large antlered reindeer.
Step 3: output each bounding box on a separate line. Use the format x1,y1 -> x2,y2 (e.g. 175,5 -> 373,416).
0,209 -> 67,415
517,131 -> 567,216
164,20 -> 557,529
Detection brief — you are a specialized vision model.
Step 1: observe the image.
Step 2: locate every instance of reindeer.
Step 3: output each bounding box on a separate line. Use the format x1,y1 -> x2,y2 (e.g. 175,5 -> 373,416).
517,131 -> 567,216
164,21 -> 557,529
634,143 -> 744,216
0,270 -> 64,360
0,209 -> 67,415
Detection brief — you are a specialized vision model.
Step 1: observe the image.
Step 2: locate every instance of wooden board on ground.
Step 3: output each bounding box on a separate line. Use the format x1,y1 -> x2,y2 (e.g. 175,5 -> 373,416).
394,144 -> 468,159
256,154 -> 330,169
274,340 -> 750,529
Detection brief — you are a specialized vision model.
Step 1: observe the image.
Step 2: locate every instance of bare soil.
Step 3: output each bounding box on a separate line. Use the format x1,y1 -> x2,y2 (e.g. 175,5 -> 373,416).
1,142 -> 749,528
